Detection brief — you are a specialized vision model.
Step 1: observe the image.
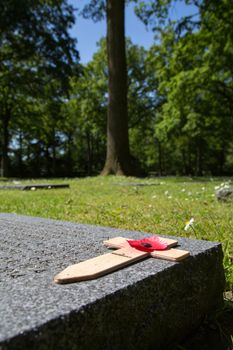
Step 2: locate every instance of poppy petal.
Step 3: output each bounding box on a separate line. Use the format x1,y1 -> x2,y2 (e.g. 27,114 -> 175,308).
127,237 -> 167,252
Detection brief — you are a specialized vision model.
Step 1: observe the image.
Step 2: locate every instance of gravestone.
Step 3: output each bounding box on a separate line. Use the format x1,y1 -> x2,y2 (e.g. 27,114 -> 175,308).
0,214 -> 225,350
216,188 -> 233,201
114,182 -> 160,186
0,184 -> 69,190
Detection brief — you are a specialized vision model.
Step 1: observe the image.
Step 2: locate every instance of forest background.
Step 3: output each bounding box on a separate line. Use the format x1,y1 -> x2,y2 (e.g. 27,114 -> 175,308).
1,0 -> 233,178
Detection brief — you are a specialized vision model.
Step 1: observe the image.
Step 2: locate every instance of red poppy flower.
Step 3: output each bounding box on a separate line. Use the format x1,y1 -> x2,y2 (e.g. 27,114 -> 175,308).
127,236 -> 168,252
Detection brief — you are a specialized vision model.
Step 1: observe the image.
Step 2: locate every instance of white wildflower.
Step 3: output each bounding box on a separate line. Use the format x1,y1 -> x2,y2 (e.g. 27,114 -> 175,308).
223,183 -> 230,189
215,181 -> 230,191
184,218 -> 194,231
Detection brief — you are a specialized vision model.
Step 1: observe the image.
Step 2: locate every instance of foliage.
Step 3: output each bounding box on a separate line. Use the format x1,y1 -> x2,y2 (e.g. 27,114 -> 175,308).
147,0 -> 233,175
64,38 -> 158,175
64,39 -> 108,175
1,0 -> 233,177
0,0 -> 79,176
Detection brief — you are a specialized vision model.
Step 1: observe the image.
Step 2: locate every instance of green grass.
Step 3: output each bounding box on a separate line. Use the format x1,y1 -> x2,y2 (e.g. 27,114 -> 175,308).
0,176 -> 233,291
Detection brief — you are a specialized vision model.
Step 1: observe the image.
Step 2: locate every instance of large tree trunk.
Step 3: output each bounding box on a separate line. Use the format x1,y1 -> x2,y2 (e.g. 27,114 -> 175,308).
101,0 -> 132,175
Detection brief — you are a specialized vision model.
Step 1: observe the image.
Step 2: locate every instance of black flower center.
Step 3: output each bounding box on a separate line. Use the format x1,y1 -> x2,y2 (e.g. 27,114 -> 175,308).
141,242 -> 152,248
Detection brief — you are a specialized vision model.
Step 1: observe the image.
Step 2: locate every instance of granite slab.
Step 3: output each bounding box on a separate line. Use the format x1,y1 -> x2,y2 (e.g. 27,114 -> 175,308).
0,213 -> 225,350
0,184 -> 69,190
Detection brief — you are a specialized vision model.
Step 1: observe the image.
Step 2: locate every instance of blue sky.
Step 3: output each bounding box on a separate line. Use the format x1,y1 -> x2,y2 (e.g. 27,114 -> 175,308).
68,0 -> 197,63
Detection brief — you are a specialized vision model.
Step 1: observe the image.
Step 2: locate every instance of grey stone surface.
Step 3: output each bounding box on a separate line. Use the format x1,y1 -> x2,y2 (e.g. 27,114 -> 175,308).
216,188 -> 233,201
0,213 -> 225,350
0,184 -> 69,190
114,182 -> 160,186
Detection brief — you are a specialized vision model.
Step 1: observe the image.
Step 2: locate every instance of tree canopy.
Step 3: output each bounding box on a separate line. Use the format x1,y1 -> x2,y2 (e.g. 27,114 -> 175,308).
0,0 -> 79,176
0,0 -> 233,177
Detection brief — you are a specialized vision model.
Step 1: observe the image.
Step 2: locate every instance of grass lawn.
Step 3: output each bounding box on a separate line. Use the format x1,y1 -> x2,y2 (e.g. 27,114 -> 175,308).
0,175 -> 232,292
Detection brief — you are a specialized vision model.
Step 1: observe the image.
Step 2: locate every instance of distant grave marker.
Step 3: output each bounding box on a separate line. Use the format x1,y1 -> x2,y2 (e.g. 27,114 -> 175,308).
0,183 -> 69,190
216,188 -> 233,201
114,182 -> 160,186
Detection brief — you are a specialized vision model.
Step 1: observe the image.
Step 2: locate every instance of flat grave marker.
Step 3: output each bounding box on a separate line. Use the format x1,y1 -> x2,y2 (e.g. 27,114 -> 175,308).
0,183 -> 69,190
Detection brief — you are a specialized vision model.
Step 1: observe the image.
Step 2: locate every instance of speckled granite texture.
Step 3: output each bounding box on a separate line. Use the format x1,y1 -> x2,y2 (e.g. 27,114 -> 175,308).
0,213 -> 225,350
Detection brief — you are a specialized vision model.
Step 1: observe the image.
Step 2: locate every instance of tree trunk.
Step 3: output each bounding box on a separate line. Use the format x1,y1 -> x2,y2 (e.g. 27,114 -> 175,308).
1,115 -> 10,177
157,140 -> 163,176
18,130 -> 23,176
66,133 -> 73,176
51,128 -> 56,176
101,0 -> 132,175
45,146 -> 51,177
195,139 -> 203,176
86,130 -> 93,176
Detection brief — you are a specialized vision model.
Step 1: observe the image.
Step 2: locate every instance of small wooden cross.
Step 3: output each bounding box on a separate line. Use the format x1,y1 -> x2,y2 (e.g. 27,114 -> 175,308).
54,236 -> 190,284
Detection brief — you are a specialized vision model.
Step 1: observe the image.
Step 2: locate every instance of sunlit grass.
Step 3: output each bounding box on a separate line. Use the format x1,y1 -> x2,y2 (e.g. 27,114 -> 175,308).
0,176 -> 232,290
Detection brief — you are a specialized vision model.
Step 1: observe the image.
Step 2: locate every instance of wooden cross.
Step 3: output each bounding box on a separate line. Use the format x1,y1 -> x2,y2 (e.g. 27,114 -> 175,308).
54,236 -> 190,284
